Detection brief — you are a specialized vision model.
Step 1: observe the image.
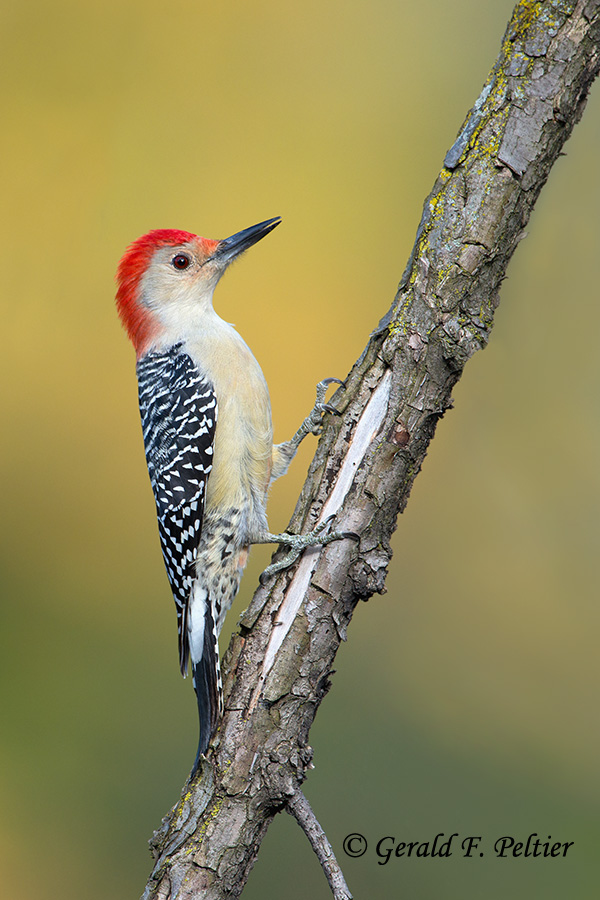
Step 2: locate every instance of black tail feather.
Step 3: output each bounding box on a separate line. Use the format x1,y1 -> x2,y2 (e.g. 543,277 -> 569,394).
190,604 -> 220,775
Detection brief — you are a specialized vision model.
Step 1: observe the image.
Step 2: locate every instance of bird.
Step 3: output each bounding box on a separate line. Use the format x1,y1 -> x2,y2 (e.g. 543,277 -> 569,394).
116,217 -> 345,774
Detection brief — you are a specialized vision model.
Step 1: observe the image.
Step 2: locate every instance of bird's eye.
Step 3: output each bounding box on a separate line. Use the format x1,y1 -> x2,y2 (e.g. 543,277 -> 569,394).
172,254 -> 191,270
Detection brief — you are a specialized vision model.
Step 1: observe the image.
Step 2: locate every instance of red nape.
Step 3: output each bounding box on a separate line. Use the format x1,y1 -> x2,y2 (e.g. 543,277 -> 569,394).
116,229 -> 196,355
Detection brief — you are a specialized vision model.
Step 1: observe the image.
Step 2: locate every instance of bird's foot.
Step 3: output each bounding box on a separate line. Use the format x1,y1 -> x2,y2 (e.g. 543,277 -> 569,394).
258,517 -> 358,583
299,377 -> 345,438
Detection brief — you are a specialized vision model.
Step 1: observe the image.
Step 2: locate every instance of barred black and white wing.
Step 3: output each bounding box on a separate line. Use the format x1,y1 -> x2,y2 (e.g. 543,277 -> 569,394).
136,344 -> 217,678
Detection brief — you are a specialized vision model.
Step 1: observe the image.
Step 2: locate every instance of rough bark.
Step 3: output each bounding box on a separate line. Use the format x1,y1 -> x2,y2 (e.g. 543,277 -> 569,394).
141,2 -> 600,898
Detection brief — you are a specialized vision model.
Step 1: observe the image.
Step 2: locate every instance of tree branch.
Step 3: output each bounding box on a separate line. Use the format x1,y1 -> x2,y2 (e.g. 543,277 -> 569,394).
141,2 -> 600,898
286,790 -> 353,900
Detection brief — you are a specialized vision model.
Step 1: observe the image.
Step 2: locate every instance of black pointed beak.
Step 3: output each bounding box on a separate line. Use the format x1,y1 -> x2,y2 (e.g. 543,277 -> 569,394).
214,217 -> 282,264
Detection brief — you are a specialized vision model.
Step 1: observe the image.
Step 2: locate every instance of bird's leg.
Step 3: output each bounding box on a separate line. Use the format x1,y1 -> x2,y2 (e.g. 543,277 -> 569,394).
270,378 -> 345,481
260,377 -> 353,581
255,517 -> 359,583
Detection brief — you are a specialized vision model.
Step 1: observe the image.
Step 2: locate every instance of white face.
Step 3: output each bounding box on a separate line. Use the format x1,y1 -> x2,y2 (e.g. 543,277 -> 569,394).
139,240 -> 226,327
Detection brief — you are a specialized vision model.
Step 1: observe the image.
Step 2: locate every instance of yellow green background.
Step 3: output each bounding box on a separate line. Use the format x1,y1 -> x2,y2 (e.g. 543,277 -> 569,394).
1,1 -> 598,898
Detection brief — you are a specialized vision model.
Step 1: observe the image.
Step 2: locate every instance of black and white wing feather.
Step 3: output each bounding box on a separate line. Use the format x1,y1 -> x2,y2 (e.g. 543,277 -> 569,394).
137,344 -> 217,675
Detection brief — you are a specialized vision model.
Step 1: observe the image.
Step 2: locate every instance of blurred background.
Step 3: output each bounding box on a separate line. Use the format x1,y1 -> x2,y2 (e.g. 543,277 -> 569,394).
1,1 -> 598,898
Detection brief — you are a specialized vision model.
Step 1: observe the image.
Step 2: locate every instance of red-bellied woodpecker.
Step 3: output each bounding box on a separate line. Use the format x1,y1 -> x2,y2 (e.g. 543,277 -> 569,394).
116,218 -> 346,773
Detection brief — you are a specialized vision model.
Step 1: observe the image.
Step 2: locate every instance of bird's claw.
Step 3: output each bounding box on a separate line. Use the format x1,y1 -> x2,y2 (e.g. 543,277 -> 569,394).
260,552 -> 301,583
315,377 -> 345,410
303,378 -> 345,435
317,376 -> 346,389
259,516 -> 357,583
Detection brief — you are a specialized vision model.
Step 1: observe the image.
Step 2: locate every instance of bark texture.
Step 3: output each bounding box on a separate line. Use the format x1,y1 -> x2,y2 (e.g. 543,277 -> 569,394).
142,2 -> 600,897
